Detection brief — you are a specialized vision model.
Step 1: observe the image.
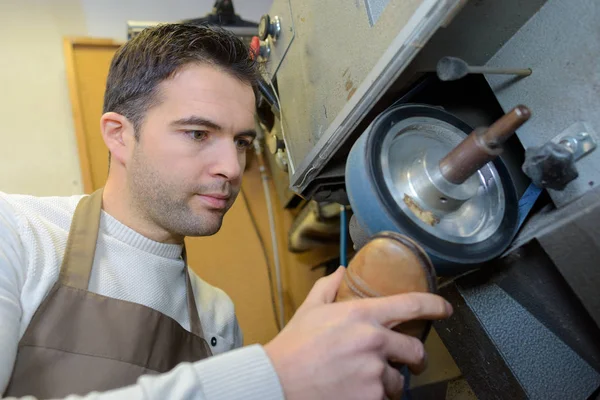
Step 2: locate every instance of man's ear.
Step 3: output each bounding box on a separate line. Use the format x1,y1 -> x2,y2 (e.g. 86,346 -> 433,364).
100,112 -> 134,166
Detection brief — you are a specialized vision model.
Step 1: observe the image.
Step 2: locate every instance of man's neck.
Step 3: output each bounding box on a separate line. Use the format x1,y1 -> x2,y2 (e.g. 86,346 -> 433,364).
102,178 -> 184,245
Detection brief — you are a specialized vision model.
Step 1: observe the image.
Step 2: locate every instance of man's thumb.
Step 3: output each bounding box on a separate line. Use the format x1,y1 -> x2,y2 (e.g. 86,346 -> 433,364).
301,266 -> 346,309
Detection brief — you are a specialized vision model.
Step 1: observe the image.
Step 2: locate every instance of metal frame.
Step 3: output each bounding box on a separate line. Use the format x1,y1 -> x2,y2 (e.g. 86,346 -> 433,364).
285,0 -> 464,193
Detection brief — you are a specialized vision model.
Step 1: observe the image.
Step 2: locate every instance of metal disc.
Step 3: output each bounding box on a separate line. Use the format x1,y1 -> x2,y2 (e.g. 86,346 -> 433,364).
380,116 -> 505,244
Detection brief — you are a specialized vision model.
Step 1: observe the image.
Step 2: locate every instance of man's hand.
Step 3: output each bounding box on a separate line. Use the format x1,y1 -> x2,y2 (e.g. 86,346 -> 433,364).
264,267 -> 453,400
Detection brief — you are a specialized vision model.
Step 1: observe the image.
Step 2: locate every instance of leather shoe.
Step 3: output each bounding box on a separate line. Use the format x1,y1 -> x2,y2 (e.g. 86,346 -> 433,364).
335,231 -> 437,341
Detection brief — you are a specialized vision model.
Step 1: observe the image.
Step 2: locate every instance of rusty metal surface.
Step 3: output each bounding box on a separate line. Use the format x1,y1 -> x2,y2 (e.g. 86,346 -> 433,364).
263,0 -> 463,187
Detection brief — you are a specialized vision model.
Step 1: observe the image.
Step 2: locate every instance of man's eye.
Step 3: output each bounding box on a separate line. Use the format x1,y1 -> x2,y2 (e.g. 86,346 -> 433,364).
236,138 -> 254,150
187,130 -> 208,141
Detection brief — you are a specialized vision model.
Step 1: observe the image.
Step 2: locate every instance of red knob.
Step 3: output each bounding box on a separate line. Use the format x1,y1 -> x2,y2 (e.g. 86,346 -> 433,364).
250,36 -> 260,60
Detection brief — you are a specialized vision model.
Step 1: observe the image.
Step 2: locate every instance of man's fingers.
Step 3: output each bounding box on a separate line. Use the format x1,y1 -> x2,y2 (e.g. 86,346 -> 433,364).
382,364 -> 404,400
301,266 -> 346,309
379,329 -> 428,375
359,292 -> 452,327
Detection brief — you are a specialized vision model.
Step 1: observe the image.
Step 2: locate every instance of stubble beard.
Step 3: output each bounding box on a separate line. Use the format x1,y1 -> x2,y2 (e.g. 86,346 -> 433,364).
128,150 -> 236,238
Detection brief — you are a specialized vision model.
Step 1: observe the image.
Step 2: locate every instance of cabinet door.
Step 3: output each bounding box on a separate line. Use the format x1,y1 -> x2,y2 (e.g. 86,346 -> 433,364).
64,37 -> 120,192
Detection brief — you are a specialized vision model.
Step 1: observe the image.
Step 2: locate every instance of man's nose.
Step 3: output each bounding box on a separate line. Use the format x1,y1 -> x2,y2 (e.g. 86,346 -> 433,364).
208,140 -> 243,182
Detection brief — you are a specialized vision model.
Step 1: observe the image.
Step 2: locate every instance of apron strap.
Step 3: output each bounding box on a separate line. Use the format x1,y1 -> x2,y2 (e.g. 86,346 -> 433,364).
59,189 -> 103,289
60,189 -> 206,338
182,246 -> 205,338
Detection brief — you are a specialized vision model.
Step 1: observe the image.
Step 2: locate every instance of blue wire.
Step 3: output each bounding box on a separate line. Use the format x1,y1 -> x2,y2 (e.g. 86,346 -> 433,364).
340,206 -> 347,267
402,365 -> 412,400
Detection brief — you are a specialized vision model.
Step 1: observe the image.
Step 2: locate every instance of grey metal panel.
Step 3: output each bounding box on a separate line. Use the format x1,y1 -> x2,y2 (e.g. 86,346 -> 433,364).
400,0 -> 547,73
485,0 -> 600,207
460,283 -> 600,399
505,186 -> 600,329
535,200 -> 600,328
264,0 -> 463,189
262,0 -> 295,82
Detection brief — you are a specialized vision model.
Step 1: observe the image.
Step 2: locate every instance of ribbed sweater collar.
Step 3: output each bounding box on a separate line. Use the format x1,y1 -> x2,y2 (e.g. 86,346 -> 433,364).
99,210 -> 183,260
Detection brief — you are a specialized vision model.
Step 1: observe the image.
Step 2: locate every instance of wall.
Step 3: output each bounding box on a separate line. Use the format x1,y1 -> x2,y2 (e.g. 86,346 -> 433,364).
0,0 -> 273,196
81,0 -> 272,41
0,0 -> 87,196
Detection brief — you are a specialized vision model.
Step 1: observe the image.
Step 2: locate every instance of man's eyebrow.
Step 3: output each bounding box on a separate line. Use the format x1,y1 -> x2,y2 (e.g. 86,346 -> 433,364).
171,116 -> 256,139
170,116 -> 222,131
236,130 -> 257,139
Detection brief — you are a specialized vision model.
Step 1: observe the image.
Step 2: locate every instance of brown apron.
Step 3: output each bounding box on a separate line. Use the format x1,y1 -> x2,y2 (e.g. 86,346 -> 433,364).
4,189 -> 213,398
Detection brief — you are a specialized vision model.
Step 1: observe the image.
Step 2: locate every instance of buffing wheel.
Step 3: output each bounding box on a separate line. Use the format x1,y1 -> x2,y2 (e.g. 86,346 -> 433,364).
345,104 -> 519,275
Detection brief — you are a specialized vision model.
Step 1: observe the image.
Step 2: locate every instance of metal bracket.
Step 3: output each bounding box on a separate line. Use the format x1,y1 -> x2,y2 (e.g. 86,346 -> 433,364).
552,122 -> 597,161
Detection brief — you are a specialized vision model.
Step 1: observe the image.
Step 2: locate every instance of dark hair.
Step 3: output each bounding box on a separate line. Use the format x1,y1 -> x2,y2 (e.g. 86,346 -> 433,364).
103,23 -> 258,137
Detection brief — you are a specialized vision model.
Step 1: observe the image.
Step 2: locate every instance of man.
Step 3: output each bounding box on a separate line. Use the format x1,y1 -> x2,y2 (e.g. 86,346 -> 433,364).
0,24 -> 452,399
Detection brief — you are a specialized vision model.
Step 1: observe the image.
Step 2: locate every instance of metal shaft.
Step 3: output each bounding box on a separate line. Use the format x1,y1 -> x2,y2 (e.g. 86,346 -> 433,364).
439,105 -> 531,185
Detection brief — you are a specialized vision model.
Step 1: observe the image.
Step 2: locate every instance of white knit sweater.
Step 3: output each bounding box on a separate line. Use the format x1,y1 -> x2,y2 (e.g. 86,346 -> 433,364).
0,192 -> 284,400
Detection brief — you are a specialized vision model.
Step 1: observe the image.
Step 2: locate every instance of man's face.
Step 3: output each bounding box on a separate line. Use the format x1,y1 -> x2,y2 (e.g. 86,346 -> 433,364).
128,63 -> 256,238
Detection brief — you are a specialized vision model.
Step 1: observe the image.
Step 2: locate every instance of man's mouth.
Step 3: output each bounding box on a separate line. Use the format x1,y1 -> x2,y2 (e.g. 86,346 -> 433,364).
196,193 -> 230,210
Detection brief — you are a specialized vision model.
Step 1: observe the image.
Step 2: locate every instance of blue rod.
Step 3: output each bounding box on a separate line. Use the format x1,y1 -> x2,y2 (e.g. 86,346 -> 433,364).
340,206 -> 348,267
